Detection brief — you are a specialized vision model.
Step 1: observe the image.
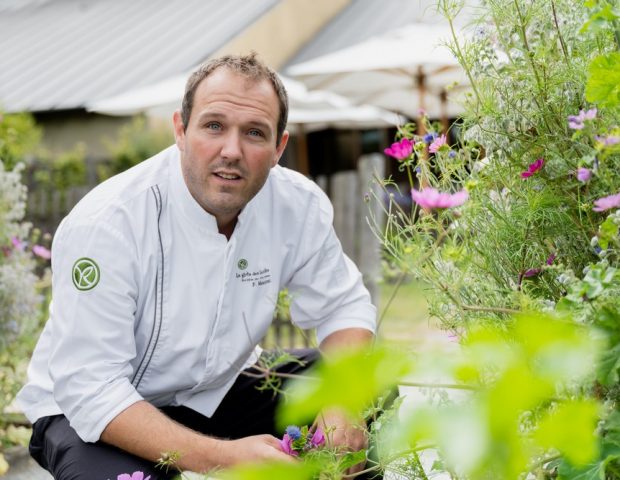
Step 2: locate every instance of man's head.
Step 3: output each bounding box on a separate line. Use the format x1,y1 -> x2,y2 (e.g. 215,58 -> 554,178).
172,53 -> 289,236
180,52 -> 289,145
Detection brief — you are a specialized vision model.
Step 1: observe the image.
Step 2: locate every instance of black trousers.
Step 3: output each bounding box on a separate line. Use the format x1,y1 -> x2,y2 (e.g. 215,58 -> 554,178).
29,349 -> 320,480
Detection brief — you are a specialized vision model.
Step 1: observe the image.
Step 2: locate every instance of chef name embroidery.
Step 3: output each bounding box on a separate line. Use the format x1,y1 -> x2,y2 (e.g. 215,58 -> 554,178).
236,268 -> 271,287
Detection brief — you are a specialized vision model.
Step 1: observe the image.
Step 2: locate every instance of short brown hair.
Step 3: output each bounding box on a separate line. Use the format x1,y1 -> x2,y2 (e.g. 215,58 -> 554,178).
181,52 -> 289,144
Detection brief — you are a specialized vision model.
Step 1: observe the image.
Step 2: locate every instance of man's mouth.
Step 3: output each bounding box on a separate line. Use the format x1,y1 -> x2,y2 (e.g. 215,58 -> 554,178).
214,172 -> 241,180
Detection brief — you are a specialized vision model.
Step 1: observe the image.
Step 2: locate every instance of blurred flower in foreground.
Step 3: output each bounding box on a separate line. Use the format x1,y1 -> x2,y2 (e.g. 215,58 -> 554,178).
521,158 -> 544,179
593,192 -> 620,212
577,167 -> 592,183
411,187 -> 468,209
595,134 -> 620,146
384,138 -> 414,160
32,244 -> 51,260
568,108 -> 597,130
118,472 -> 151,480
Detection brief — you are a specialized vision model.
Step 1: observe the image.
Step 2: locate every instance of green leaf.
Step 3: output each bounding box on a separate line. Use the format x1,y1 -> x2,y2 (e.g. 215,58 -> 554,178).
534,400 -> 600,466
338,449 -> 367,471
598,217 -> 619,250
277,346 -> 411,427
586,52 -> 620,108
596,343 -> 620,386
218,460 -> 320,480
558,459 -> 604,480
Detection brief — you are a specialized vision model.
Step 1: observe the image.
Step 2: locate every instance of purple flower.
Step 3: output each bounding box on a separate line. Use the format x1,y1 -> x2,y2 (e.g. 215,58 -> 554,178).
576,167 -> 592,183
384,138 -> 414,160
429,134 -> 447,154
568,108 -> 597,130
286,425 -> 302,441
279,433 -> 299,457
595,135 -> 620,146
448,150 -> 457,158
11,236 -> 26,251
118,473 -> 151,480
523,268 -> 542,278
310,428 -> 325,448
546,253 -> 556,265
32,244 -> 51,260
521,158 -> 544,179
423,132 -> 438,144
593,192 -> 620,212
411,187 -> 468,209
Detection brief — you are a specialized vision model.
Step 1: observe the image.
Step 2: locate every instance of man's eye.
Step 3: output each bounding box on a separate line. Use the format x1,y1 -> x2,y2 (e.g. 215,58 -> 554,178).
248,129 -> 264,137
205,122 -> 221,130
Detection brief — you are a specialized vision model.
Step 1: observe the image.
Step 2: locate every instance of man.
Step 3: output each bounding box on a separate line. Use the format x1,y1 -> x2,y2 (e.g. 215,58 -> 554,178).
17,53 -> 376,479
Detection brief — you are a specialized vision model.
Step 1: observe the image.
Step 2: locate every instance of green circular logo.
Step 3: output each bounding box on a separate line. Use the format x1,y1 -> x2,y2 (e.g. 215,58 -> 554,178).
72,257 -> 100,291
237,259 -> 248,270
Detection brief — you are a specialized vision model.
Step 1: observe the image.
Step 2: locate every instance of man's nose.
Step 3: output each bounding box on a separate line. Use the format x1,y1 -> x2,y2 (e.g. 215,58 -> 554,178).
220,130 -> 242,160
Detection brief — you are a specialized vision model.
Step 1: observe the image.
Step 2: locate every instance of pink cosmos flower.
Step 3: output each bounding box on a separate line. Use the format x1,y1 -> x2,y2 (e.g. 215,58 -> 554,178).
411,187 -> 468,209
32,244 -> 51,260
279,433 -> 299,456
384,138 -> 414,160
118,472 -> 151,480
521,158 -> 544,178
428,134 -> 447,154
310,428 -> 325,448
576,167 -> 591,182
593,192 -> 620,212
568,108 -> 597,130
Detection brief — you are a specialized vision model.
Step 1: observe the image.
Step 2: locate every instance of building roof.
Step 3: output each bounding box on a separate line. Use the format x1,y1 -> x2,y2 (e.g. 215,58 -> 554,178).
285,0 -> 439,67
0,0 -> 278,112
285,0 -> 477,68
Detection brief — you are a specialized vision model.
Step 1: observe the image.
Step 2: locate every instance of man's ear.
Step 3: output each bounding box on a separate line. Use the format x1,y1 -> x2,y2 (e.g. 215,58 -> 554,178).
273,130 -> 289,167
172,110 -> 186,151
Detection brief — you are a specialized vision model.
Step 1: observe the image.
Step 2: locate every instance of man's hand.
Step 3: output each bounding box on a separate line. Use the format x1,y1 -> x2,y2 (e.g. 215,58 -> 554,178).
315,407 -> 368,475
217,434 -> 295,467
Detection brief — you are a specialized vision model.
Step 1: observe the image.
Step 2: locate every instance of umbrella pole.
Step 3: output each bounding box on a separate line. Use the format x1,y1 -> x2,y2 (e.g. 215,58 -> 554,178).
415,67 -> 429,189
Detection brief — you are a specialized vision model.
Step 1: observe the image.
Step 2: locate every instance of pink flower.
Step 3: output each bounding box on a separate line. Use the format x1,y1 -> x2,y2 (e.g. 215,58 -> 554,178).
11,237 -> 26,251
118,472 -> 151,480
428,134 -> 447,154
595,135 -> 620,146
384,138 -> 414,160
279,433 -> 299,457
521,158 -> 544,178
411,187 -> 468,209
576,167 -> 592,182
593,192 -> 620,212
568,108 -> 597,130
310,428 -> 325,448
32,244 -> 51,260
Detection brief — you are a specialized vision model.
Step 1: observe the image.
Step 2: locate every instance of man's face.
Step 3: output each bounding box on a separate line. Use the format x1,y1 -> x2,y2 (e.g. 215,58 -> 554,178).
173,68 -> 288,230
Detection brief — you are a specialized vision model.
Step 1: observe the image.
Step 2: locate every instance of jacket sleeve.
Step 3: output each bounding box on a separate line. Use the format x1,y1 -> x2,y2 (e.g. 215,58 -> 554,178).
48,219 -> 144,442
285,190 -> 377,344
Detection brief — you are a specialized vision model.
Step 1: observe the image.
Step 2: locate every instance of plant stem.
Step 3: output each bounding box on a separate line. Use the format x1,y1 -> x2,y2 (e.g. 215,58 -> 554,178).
376,271 -> 407,332
398,380 -> 478,390
551,0 -> 570,64
462,304 -> 519,314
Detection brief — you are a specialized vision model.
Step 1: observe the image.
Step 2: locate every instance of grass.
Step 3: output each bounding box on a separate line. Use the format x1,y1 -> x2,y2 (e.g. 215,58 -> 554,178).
376,280 -> 440,348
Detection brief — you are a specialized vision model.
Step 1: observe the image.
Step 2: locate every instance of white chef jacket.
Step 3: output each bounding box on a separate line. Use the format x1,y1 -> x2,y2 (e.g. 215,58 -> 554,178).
17,145 -> 376,443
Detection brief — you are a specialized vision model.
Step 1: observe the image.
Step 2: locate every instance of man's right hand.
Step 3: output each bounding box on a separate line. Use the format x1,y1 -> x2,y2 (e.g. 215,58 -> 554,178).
216,434 -> 295,467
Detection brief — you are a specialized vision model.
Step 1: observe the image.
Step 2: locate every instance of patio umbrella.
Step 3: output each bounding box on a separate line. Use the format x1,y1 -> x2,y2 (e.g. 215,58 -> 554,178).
86,74 -> 399,131
87,74 -> 400,174
286,23 -> 470,131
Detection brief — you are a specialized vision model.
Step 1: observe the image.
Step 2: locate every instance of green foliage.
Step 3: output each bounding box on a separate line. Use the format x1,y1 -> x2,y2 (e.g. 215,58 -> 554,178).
277,346 -> 411,428
0,112 -> 41,170
218,460 -> 320,480
586,52 -> 620,108
99,116 -> 174,180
